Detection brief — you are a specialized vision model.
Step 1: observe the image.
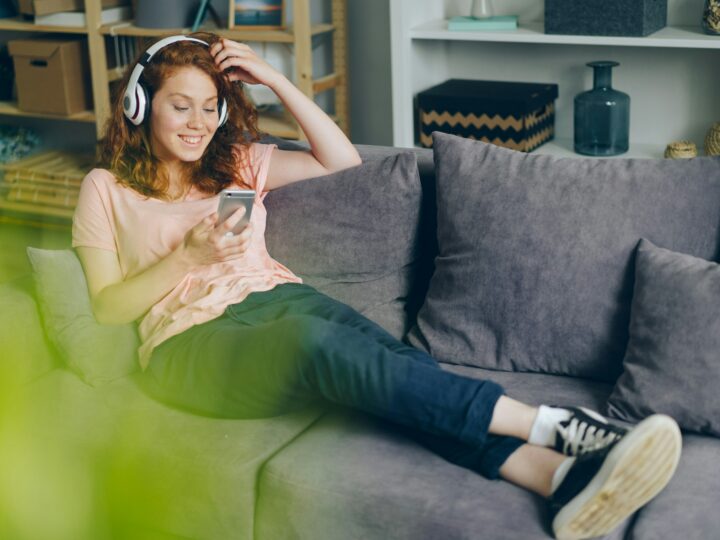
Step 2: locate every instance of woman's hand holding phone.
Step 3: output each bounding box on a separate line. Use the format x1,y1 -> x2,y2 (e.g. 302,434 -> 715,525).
179,207 -> 253,267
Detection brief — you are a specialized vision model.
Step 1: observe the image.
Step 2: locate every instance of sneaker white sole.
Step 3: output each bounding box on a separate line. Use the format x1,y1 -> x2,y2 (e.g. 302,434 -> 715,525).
552,414 -> 681,540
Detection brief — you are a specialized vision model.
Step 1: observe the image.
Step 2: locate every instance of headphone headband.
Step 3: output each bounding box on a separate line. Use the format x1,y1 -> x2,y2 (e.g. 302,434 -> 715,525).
123,35 -> 228,128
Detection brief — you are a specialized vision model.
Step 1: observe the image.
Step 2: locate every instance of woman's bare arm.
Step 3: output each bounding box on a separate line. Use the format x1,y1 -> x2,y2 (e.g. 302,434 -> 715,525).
77,208 -> 251,325
76,244 -> 194,325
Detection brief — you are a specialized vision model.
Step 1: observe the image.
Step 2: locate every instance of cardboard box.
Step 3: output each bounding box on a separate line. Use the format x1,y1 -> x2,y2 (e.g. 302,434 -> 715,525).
8,37 -> 92,116
417,79 -> 558,152
18,0 -> 129,17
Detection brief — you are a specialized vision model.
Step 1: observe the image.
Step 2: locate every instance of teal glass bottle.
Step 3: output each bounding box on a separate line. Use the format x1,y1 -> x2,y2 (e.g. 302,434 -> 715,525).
574,61 -> 630,156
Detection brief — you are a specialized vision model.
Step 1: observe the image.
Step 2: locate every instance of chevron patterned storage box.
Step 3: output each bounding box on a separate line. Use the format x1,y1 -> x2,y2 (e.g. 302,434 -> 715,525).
417,79 -> 558,151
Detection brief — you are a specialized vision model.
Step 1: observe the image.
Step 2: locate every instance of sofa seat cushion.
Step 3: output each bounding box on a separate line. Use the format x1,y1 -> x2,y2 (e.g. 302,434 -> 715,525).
255,368 -> 629,540
627,434 -> 720,540
11,368 -> 325,540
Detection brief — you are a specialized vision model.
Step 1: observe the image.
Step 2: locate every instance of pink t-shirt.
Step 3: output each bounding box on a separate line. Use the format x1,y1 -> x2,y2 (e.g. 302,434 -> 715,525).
72,143 -> 301,371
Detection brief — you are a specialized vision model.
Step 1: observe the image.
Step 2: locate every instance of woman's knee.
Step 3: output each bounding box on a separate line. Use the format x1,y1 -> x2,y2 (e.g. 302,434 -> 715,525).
275,315 -> 334,354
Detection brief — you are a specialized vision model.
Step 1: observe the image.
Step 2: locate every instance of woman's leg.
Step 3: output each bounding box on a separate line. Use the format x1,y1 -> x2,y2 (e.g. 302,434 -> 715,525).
233,285 -> 559,478
139,285 -> 682,539
138,285 -> 529,478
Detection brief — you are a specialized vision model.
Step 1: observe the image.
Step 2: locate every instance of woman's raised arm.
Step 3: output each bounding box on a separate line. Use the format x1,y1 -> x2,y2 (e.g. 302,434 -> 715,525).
210,39 -> 362,191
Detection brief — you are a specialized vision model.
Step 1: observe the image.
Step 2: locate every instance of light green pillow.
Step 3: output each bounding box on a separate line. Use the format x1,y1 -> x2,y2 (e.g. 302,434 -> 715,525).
0,277 -> 56,385
26,247 -> 139,386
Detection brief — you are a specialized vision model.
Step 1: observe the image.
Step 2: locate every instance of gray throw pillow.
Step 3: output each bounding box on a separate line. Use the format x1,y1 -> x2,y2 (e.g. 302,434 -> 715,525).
607,239 -> 720,437
265,152 -> 422,338
26,247 -> 139,386
408,132 -> 720,381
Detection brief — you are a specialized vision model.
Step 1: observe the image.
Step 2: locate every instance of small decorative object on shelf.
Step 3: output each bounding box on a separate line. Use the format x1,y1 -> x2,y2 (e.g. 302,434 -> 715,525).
471,0 -> 494,19
574,61 -> 630,157
448,0 -> 518,31
230,0 -> 284,29
703,0 -> 720,35
135,0 -> 199,29
416,79 -> 558,151
545,0 -> 667,37
705,122 -> 720,156
0,127 -> 40,164
664,141 -> 698,159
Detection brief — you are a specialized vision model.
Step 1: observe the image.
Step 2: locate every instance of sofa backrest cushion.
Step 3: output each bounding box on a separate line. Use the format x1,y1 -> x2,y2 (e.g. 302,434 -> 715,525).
0,276 -> 56,385
26,247 -> 139,386
408,132 -> 720,381
265,151 -> 423,338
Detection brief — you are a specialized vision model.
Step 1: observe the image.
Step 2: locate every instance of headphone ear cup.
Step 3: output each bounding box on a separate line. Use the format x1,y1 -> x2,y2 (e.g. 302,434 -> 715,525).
136,84 -> 150,125
218,98 -> 228,128
124,82 -> 149,126
122,86 -> 137,124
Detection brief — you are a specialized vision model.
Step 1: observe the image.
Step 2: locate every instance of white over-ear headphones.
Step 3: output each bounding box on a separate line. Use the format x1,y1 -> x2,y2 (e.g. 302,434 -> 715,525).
123,35 -> 229,128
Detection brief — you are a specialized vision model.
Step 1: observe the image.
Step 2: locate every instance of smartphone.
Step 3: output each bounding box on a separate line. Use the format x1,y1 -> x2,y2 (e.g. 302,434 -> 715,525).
217,189 -> 255,235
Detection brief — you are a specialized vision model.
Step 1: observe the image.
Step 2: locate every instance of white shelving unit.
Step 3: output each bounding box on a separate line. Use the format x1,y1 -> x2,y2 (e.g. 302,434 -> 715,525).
390,0 -> 720,157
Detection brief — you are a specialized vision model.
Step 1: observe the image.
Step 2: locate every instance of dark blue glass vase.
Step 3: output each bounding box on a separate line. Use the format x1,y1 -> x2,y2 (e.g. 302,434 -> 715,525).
574,61 -> 630,156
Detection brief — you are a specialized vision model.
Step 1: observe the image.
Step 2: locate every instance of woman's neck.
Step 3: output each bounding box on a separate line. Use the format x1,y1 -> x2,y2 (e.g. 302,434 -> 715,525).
164,161 -> 192,201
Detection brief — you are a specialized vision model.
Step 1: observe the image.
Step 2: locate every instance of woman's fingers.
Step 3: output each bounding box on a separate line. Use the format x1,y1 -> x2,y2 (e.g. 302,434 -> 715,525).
213,42 -> 252,64
218,231 -> 253,260
214,206 -> 246,236
211,41 -> 268,85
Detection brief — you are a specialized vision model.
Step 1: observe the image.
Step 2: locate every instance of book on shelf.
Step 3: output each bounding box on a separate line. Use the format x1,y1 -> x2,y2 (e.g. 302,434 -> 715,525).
33,5 -> 131,27
448,15 -> 518,31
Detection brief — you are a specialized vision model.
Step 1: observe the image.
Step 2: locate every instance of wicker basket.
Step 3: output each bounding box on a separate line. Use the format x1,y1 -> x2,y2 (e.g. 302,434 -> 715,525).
664,140 -> 698,159
704,123 -> 720,156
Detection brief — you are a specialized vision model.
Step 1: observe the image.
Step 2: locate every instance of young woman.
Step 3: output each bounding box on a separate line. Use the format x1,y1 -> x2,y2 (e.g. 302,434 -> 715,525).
73,33 -> 681,540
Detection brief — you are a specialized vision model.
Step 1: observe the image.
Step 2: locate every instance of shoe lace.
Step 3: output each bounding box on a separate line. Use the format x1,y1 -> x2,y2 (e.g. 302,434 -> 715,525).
558,417 -> 622,455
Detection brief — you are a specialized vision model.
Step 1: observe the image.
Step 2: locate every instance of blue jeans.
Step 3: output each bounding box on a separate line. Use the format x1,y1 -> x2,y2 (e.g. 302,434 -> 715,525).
136,283 -> 524,479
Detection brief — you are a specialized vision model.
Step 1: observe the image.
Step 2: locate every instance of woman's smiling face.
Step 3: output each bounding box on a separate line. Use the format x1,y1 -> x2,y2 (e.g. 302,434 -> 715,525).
149,66 -> 220,166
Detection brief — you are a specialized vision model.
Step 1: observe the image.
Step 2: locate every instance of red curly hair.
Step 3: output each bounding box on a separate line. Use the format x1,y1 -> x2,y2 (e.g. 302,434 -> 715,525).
98,32 -> 261,200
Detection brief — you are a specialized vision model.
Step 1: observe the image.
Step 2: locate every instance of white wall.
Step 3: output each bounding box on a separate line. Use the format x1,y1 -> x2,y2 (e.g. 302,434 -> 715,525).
347,0 -> 393,145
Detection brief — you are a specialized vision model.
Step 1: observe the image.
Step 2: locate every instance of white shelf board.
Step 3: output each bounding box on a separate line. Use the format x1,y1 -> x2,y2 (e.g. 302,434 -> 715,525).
534,139 -> 664,159
413,139 -> 665,159
410,21 -> 720,49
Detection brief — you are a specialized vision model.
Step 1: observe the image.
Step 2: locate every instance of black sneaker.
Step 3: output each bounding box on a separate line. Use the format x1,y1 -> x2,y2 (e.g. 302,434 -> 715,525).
554,407 -> 628,456
550,414 -> 681,540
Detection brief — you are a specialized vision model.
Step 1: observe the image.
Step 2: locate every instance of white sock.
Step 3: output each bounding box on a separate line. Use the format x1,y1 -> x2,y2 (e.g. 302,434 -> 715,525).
528,405 -> 571,447
551,457 -> 576,494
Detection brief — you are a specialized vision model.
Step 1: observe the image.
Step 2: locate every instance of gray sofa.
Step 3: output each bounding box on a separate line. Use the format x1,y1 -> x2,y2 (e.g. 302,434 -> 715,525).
1,134 -> 719,540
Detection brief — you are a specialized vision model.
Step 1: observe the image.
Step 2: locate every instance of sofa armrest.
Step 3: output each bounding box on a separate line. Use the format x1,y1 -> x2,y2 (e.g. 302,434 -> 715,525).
0,275 -> 57,385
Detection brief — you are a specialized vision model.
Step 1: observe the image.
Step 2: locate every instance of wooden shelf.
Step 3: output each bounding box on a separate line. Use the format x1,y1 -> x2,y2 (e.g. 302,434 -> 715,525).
99,21 -> 334,43
0,0 -> 349,143
0,101 -> 96,123
411,21 -> 720,50
258,109 -> 301,139
0,15 -> 88,33
0,199 -> 74,220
